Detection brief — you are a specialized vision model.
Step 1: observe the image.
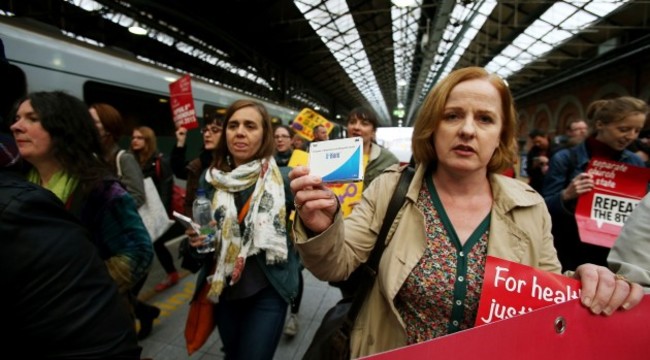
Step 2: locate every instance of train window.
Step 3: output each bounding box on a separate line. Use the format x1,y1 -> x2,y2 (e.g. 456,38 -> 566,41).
84,81 -> 175,137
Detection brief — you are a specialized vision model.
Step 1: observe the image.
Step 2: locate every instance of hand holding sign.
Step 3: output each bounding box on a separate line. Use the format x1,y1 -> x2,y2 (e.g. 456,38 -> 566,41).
575,158 -> 650,248
562,172 -> 594,201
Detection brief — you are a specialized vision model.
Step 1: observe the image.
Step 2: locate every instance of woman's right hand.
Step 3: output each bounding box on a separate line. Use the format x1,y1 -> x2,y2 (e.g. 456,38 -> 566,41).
185,220 -> 216,248
562,172 -> 594,201
175,127 -> 187,147
289,166 -> 339,233
186,228 -> 205,248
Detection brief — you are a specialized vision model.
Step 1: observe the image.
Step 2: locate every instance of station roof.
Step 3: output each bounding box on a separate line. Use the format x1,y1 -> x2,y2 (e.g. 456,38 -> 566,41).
1,0 -> 649,126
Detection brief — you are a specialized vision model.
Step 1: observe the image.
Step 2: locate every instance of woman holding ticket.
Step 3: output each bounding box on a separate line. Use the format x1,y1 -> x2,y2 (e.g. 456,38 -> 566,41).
542,96 -> 647,272
290,67 -> 644,358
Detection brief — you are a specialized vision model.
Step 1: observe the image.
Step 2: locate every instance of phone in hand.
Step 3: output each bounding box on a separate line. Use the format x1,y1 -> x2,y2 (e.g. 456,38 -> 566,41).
173,211 -> 201,233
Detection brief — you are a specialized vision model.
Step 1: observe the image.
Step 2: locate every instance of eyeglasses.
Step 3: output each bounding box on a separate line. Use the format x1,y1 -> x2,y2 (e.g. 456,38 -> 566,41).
202,126 -> 222,134
274,135 -> 291,139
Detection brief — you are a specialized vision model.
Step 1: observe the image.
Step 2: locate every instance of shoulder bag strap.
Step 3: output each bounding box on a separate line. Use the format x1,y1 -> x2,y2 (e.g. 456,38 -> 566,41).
115,150 -> 125,176
344,165 -> 415,328
155,153 -> 162,179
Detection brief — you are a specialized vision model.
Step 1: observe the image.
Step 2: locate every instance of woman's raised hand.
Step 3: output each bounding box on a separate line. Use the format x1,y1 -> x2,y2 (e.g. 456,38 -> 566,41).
289,166 -> 339,233
175,126 -> 188,147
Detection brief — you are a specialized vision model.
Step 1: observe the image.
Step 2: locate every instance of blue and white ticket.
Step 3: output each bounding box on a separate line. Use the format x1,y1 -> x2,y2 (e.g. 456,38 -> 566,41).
308,137 -> 364,182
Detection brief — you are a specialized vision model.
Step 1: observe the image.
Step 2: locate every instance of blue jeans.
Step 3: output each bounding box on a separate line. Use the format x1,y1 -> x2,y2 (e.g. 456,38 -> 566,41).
215,286 -> 287,360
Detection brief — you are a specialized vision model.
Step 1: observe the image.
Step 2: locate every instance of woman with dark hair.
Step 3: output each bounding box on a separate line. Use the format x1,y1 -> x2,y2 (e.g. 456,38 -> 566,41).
10,91 -> 153,313
289,67 -> 643,358
346,106 -> 399,187
1,132 -> 142,360
328,106 -> 400,298
543,96 -> 648,271
185,99 -> 300,359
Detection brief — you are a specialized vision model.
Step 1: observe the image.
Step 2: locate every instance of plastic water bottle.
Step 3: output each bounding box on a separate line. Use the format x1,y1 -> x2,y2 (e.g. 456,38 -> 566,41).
192,188 -> 216,253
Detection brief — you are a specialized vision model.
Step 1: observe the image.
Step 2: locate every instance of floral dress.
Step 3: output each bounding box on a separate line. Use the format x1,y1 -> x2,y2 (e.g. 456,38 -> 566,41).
395,173 -> 489,344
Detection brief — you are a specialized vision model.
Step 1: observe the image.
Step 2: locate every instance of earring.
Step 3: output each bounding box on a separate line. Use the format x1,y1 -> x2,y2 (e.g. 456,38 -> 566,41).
227,154 -> 233,167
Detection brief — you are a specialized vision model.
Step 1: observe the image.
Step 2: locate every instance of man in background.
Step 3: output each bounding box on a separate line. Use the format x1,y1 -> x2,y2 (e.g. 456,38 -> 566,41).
553,118 -> 589,151
312,124 -> 329,142
526,128 -> 553,193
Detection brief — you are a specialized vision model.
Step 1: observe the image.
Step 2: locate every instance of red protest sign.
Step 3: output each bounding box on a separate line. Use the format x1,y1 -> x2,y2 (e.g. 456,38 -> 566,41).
169,74 -> 199,130
474,256 -> 580,326
363,295 -> 650,360
575,158 -> 650,248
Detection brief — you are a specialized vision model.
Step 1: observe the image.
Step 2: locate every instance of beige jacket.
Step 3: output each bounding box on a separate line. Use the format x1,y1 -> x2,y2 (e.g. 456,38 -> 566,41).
294,163 -> 561,358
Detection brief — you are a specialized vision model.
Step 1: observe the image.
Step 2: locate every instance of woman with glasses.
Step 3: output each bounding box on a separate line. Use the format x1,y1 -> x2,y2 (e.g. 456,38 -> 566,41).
171,117 -> 223,275
273,124 -> 293,166
171,117 -> 222,215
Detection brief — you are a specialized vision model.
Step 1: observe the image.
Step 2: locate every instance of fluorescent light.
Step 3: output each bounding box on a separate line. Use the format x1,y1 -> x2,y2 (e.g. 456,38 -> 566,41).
128,24 -> 148,35
392,0 -> 417,7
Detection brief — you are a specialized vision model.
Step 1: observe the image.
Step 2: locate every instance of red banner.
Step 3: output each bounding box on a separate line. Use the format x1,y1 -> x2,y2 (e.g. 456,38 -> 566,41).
169,74 -> 199,130
575,158 -> 650,248
363,295 -> 650,359
475,256 -> 581,326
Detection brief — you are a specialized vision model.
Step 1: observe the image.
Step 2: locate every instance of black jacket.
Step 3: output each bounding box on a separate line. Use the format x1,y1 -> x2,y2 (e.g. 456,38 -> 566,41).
0,172 -> 141,359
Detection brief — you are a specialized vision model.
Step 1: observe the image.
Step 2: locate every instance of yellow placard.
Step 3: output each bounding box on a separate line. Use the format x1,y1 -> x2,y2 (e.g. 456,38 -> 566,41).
327,181 -> 363,217
290,108 -> 334,141
288,149 -> 309,168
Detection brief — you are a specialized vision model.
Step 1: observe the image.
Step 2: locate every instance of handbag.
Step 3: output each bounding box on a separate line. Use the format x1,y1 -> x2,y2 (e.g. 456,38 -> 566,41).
116,150 -> 174,241
302,165 -> 415,360
185,280 -> 216,355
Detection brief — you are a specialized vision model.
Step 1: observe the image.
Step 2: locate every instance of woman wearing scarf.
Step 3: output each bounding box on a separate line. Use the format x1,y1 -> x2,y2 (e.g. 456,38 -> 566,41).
9,91 -> 153,306
186,99 -> 300,359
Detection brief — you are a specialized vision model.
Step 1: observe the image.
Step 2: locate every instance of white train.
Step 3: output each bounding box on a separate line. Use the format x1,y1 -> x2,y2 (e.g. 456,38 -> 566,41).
1,17 -> 298,150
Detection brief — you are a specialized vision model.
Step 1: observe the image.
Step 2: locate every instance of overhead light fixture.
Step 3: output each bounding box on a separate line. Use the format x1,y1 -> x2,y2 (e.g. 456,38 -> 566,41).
391,0 -> 418,7
397,78 -> 407,87
128,23 -> 148,35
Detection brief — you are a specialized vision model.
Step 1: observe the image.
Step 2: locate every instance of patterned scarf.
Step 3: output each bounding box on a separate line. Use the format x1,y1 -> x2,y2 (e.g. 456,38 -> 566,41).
204,156 -> 287,302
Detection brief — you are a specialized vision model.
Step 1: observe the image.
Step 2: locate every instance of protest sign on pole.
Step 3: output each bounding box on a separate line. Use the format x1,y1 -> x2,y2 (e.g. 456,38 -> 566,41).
169,74 -> 198,130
